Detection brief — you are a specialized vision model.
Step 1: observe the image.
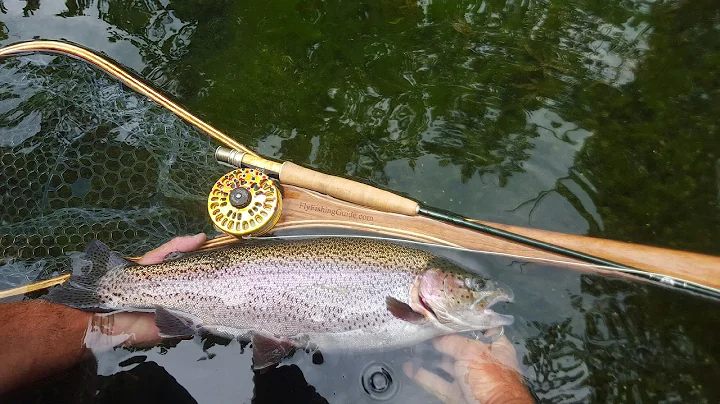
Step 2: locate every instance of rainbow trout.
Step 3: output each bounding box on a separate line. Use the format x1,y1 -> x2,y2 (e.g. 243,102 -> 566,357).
49,237 -> 514,368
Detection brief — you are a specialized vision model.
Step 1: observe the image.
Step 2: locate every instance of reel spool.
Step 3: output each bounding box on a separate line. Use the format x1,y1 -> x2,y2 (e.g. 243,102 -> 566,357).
208,168 -> 282,237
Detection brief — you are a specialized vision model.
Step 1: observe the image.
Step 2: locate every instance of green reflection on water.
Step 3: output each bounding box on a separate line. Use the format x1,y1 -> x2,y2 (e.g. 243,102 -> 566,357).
2,0 -> 718,253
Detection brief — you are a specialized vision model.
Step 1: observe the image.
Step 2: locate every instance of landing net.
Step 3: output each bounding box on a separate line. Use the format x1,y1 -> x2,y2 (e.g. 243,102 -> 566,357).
0,54 -> 225,290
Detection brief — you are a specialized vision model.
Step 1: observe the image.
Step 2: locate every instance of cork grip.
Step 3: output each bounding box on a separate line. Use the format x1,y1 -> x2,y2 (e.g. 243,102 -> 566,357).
280,162 -> 419,216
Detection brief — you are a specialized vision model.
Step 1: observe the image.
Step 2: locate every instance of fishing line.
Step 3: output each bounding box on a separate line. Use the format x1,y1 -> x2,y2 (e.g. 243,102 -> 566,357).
471,326 -> 504,344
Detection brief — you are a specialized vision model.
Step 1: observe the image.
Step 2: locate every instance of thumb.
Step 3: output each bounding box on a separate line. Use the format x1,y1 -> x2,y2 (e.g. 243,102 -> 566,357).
137,233 -> 206,265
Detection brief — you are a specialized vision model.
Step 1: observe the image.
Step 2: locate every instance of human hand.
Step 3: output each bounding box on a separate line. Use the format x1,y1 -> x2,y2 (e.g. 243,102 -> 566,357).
84,233 -> 207,352
404,331 -> 534,404
0,234 -> 207,394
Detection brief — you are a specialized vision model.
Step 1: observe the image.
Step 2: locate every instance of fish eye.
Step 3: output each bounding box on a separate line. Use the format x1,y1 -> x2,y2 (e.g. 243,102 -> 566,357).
464,277 -> 486,291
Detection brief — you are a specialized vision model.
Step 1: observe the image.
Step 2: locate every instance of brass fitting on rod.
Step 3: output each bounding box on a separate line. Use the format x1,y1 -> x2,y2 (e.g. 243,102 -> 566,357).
215,146 -> 283,177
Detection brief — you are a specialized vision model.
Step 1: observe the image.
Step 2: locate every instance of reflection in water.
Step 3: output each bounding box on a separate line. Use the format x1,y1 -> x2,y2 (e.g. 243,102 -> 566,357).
0,2 -> 6,42
255,365 -> 329,404
577,275 -> 718,403
524,319 -> 590,401
96,0 -> 197,93
58,0 -> 92,18
572,0 -> 720,253
22,0 -> 40,17
521,273 -> 720,403
5,355 -> 327,404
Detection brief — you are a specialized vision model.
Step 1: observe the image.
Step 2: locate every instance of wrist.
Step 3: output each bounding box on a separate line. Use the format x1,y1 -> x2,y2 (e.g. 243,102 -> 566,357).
84,311 -> 162,352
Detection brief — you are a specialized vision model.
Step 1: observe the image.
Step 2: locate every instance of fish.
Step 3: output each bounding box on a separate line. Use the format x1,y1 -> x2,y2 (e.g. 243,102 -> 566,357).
48,237 -> 514,369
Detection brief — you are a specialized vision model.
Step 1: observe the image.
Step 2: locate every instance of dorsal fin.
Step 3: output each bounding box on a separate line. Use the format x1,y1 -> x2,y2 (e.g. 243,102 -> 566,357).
162,251 -> 188,262
45,240 -> 136,309
84,240 -> 136,274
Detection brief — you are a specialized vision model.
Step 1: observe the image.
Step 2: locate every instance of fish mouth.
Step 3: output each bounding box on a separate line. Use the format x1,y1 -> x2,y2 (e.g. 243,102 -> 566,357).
495,280 -> 515,303
474,282 -> 514,325
470,294 -> 512,313
486,293 -> 514,308
472,281 -> 514,310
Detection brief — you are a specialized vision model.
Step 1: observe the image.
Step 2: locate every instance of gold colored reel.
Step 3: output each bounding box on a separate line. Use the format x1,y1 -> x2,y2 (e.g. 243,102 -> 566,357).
208,168 -> 282,237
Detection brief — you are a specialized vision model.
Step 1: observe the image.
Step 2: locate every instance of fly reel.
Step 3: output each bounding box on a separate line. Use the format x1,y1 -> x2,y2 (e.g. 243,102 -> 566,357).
208,168 -> 282,237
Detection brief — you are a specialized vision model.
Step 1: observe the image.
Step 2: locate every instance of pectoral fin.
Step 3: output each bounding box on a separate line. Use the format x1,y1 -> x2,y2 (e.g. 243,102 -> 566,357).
386,296 -> 426,324
251,332 -> 297,370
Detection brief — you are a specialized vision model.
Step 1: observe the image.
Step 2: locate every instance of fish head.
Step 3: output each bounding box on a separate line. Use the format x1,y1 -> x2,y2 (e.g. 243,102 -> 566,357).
413,261 -> 514,331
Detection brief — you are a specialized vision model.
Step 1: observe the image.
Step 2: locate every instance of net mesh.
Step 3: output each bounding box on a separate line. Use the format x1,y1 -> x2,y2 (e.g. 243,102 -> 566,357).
0,54 -> 227,290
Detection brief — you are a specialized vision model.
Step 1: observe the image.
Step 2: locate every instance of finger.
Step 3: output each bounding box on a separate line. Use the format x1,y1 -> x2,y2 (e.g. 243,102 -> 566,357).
438,356 -> 455,376
403,362 -> 459,404
137,233 -> 206,265
434,333 -> 515,358
436,334 -> 524,374
433,334 -> 487,359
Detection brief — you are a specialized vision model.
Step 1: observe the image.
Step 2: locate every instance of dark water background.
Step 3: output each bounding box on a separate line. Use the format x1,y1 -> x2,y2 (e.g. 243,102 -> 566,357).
1,0 -> 720,402
2,0 -> 719,253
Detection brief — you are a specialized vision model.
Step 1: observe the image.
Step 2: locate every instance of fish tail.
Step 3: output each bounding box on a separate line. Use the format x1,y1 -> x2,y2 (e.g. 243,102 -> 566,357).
45,240 -> 136,309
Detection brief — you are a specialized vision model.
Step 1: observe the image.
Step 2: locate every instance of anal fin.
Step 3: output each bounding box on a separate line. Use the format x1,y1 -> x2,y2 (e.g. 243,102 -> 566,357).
251,331 -> 297,371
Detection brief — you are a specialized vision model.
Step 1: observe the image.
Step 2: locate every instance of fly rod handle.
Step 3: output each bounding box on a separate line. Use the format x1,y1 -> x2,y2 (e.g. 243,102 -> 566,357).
280,162 -> 419,216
